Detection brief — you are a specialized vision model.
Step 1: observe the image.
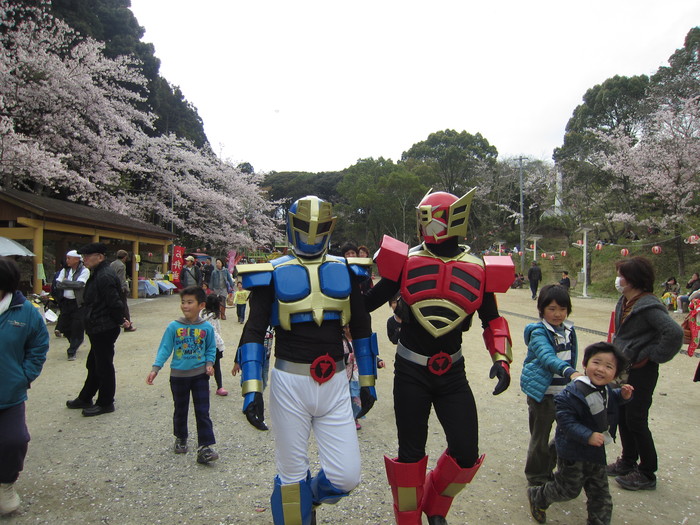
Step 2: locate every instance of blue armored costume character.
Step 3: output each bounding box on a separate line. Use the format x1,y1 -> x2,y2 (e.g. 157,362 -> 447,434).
236,196 -> 378,525
365,189 -> 515,525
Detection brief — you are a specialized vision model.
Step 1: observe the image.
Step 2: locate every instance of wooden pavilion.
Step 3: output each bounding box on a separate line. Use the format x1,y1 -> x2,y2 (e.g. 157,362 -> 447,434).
0,189 -> 176,296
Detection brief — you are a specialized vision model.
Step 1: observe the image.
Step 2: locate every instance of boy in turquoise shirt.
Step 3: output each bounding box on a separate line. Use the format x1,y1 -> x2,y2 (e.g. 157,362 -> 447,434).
147,286 -> 219,464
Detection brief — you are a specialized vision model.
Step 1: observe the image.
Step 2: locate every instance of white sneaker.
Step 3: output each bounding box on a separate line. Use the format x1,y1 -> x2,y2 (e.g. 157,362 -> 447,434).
0,483 -> 20,515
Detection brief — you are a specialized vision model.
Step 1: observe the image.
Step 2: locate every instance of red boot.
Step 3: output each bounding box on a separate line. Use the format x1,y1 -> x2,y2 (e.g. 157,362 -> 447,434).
384,455 -> 428,525
422,451 -> 484,521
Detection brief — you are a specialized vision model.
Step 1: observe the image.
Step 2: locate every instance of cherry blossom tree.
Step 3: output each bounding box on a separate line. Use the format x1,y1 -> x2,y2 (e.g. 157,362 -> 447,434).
0,0 -> 278,249
593,97 -> 700,273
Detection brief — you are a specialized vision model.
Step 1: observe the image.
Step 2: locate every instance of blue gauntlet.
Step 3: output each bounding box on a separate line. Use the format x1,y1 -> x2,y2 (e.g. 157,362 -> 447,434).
353,333 -> 379,400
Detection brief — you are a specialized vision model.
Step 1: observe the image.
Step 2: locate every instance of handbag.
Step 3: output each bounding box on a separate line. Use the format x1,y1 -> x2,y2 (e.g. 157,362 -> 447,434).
682,315 -> 692,345
226,293 -> 234,307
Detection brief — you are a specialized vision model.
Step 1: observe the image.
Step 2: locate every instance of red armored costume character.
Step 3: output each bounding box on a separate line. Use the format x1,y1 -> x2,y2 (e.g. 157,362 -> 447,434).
365,189 -> 514,525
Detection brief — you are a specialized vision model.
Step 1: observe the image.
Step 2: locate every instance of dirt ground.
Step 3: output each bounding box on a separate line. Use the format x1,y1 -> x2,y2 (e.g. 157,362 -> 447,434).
4,287 -> 699,525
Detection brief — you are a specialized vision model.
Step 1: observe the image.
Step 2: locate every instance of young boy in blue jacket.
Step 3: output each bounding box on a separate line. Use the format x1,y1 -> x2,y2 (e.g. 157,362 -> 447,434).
527,342 -> 634,524
147,286 -> 219,464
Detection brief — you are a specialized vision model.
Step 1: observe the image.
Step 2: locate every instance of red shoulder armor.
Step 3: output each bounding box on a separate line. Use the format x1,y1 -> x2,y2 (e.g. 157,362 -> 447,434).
375,235 -> 409,282
483,256 -> 515,293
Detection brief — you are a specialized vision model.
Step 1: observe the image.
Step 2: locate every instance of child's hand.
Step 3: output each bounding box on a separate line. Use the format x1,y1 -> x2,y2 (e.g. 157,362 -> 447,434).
621,384 -> 634,400
588,432 -> 605,447
570,371 -> 583,379
232,363 -> 241,376
146,371 -> 157,385
205,365 -> 214,376
377,359 -> 385,369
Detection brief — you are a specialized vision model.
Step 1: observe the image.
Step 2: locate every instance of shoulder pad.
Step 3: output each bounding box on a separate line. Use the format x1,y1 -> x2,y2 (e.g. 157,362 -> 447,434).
375,235 -> 408,281
270,255 -> 295,267
237,263 -> 274,288
483,256 -> 515,293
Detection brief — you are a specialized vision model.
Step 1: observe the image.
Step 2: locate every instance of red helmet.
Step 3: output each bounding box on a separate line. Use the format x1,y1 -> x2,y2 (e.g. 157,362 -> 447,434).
416,188 -> 475,244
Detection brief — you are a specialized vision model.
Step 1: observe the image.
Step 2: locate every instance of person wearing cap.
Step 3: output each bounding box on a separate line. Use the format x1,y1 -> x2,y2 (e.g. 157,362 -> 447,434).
54,249 -> 90,360
181,256 -> 202,288
65,242 -> 123,417
110,250 -> 135,332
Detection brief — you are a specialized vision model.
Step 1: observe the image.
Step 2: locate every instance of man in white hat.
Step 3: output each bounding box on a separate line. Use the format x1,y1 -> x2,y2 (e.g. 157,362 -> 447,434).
54,250 -> 90,360
180,256 -> 202,288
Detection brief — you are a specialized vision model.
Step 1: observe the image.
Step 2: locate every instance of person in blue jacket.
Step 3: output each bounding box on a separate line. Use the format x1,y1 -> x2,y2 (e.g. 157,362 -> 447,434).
528,342 -> 634,524
0,257 -> 49,515
147,286 -> 218,465
521,284 -> 581,487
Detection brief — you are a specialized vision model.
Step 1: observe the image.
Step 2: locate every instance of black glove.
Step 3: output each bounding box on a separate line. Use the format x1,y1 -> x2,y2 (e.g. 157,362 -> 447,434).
244,392 -> 269,431
489,361 -> 510,395
355,386 -> 376,419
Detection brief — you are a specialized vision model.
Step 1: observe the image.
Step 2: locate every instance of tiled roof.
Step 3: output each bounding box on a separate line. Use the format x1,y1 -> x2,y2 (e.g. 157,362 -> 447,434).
0,189 -> 175,239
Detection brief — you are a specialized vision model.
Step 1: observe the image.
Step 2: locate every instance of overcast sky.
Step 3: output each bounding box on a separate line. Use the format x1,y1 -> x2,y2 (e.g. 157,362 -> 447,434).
129,0 -> 700,173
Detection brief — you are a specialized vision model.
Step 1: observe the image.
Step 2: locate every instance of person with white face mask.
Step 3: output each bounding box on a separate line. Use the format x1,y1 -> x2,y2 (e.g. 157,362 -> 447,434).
606,256 -> 683,491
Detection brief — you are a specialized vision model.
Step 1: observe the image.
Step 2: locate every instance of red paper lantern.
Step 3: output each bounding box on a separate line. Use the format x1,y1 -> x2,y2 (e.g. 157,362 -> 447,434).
595,243 -> 603,251
652,245 -> 662,254
687,234 -> 700,244
530,244 -> 535,250
148,252 -> 153,257
549,255 -> 555,260
560,250 -> 567,257
541,252 -> 547,258
518,251 -> 523,256
577,240 -> 583,246
620,248 -> 629,256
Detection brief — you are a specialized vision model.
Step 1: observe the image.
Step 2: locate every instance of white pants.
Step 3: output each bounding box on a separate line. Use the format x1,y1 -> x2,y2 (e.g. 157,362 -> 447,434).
270,367 -> 361,492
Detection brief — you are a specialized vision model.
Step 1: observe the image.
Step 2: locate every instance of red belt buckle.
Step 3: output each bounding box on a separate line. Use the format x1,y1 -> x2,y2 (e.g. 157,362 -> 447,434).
310,354 -> 336,384
427,352 -> 453,376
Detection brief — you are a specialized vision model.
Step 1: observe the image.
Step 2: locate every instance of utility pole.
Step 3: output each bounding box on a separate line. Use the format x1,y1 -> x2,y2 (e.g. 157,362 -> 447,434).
517,156 -> 526,274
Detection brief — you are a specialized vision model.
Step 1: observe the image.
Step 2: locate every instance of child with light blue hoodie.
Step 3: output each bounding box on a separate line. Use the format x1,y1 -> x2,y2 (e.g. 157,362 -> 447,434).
147,286 -> 218,464
521,284 -> 581,486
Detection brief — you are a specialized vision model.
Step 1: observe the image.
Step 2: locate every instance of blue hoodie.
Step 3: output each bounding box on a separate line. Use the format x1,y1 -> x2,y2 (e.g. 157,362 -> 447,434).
0,291 -> 50,409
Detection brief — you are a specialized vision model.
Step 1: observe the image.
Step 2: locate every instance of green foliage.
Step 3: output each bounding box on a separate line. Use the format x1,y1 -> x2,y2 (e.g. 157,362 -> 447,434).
401,129 -> 498,195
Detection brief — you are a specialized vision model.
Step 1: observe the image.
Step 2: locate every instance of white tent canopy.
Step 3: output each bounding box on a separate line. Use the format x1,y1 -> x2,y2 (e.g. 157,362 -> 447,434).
0,237 -> 35,256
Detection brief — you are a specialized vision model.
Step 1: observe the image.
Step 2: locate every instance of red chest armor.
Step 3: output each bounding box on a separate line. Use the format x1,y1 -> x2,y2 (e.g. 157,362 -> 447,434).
400,251 -> 485,338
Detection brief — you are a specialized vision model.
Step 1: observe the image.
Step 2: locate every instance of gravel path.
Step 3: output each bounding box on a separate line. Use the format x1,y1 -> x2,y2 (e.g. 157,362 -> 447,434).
5,288 -> 699,524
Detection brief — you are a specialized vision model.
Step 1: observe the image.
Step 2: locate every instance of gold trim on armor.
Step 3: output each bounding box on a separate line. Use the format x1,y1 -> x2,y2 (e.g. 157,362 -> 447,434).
441,482 -> 467,498
241,379 -> 262,395
410,298 -> 469,338
280,483 -> 303,525
396,486 -> 419,512
358,374 -> 375,387
275,256 -> 351,331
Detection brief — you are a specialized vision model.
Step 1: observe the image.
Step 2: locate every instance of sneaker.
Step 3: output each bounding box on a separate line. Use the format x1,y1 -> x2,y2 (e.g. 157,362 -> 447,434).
196,446 -> 219,464
174,438 -> 188,454
355,420 -> 362,430
54,329 -> 62,338
527,486 -> 546,523
0,483 -> 20,515
615,470 -> 656,491
215,388 -> 228,396
68,354 -> 77,361
606,457 -> 636,477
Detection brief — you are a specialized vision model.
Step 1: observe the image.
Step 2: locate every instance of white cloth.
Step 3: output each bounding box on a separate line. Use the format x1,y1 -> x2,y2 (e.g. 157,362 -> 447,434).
269,367 -> 361,492
0,292 -> 12,315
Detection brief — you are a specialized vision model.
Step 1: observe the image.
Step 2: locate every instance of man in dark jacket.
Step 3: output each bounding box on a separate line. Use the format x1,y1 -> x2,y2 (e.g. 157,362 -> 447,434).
65,243 -> 123,417
528,261 -> 543,300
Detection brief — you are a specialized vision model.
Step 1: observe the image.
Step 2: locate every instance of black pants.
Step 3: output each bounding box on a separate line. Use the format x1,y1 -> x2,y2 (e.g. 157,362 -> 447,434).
58,299 -> 84,356
0,403 -> 30,484
170,373 -> 215,447
393,355 -> 478,468
530,280 -> 540,298
117,288 -> 130,323
619,361 -> 659,479
78,327 -> 120,407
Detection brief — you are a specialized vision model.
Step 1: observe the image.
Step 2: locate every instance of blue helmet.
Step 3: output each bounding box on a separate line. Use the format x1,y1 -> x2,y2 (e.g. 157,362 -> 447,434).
287,196 -> 336,257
